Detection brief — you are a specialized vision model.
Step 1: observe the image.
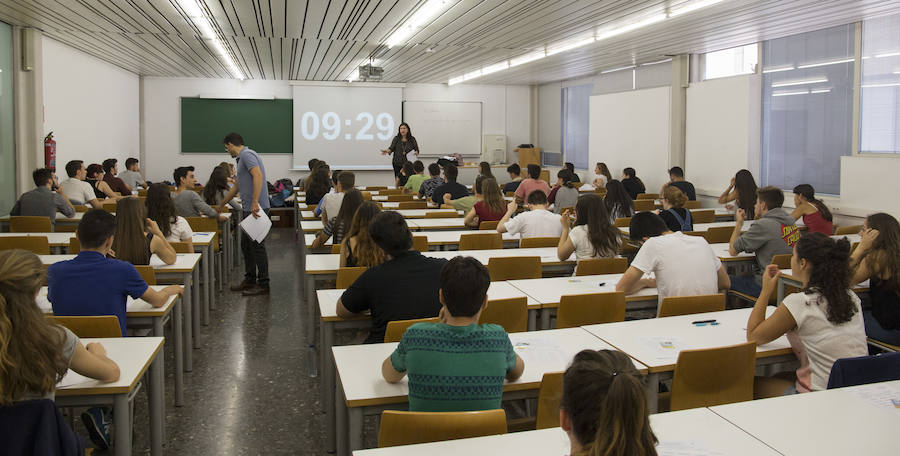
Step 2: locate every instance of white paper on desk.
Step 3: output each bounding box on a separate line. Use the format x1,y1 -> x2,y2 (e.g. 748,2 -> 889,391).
512,333 -> 567,365
846,382 -> 900,411
657,440 -> 725,456
240,211 -> 272,243
58,370 -> 92,388
640,336 -> 687,362
325,289 -> 345,302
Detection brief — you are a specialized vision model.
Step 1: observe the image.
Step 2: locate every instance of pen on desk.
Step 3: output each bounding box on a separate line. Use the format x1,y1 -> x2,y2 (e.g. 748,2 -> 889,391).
598,282 -> 606,287
692,319 -> 717,325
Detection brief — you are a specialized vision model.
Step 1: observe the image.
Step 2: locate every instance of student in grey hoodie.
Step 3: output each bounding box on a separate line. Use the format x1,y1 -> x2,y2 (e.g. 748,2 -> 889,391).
728,186 -> 800,297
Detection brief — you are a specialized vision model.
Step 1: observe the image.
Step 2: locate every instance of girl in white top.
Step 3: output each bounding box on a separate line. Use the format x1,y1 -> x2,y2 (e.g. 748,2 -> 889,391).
747,233 -> 867,395
558,193 -> 620,261
146,183 -> 194,249
592,162 -> 613,189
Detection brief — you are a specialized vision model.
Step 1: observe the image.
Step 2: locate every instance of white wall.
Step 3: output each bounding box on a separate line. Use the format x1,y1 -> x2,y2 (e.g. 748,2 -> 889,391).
141,78 -> 531,186
42,37 -> 139,173
840,156 -> 900,218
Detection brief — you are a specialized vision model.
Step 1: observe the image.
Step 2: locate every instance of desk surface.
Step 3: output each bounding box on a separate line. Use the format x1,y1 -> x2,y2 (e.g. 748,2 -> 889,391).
508,273 -> 658,306
407,218 -> 468,230
0,232 -> 76,245
711,380 -> 900,456
333,327 -> 643,407
37,285 -> 177,317
709,242 -> 755,261
190,231 -> 216,245
619,220 -> 753,236
39,253 -> 202,272
303,209 -> 461,219
582,307 -> 792,373
304,230 -> 520,248
306,247 -> 573,274
56,336 -> 163,396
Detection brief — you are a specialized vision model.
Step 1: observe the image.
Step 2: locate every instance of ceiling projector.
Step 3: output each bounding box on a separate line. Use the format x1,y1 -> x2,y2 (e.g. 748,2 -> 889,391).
358,64 -> 383,81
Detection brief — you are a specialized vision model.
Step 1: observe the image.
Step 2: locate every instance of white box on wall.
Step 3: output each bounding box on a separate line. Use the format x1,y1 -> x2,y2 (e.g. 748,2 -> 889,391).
482,135 -> 506,164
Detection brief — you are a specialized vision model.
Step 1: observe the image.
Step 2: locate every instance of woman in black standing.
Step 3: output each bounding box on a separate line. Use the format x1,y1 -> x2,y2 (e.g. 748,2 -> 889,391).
381,122 -> 419,179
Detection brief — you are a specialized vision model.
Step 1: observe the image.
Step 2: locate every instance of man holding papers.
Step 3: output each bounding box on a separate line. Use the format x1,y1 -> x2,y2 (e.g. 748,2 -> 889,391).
220,133 -> 271,296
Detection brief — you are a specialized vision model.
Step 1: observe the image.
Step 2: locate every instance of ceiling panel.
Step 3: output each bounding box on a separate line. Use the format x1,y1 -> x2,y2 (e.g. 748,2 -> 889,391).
1,0 -> 899,85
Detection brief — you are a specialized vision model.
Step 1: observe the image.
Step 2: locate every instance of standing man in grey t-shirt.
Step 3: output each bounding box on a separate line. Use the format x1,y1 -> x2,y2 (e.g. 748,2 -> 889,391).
218,133 -> 271,296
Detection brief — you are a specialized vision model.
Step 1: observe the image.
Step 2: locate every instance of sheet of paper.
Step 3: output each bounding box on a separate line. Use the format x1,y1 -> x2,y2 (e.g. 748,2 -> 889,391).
640,336 -> 688,362
57,370 -> 93,389
512,333 -> 568,366
240,210 -> 272,243
846,382 -> 900,411
149,255 -> 166,267
405,150 -> 418,162
325,289 -> 345,302
657,440 -> 725,456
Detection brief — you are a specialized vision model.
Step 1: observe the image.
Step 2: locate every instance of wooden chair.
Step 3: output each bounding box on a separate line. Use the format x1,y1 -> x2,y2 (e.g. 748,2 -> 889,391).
361,191 -> 372,201
386,194 -> 414,202
384,317 -> 440,343
336,266 -> 367,289
169,241 -> 193,254
330,244 -> 342,254
867,338 -> 899,353
519,237 -> 559,248
378,409 -> 507,448
137,189 -> 148,197
487,256 -> 541,281
68,237 -> 81,254
703,226 -> 733,244
398,201 -> 428,209
480,297 -> 527,332
636,193 -> 659,200
539,170 -> 550,185
185,217 -> 223,255
556,292 -> 626,328
46,315 -> 122,338
134,265 -> 157,285
669,342 -> 756,411
835,225 -> 862,235
535,372 -> 565,429
413,235 -> 428,252
10,216 -> 52,233
684,200 -> 702,209
459,232 -> 502,250
657,294 -> 725,318
633,200 -> 655,212
380,188 -> 404,195
691,209 -> 715,223
425,211 -> 458,218
74,205 -> 90,212
0,236 -> 50,255
102,201 -> 118,212
614,217 -> 631,228
365,186 -> 387,191
770,254 -> 791,269
505,191 -> 515,197
478,220 -> 499,230
575,258 -> 627,275
440,204 -> 456,210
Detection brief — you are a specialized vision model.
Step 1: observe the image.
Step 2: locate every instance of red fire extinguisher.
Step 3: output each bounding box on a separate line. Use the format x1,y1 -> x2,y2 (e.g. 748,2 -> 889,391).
44,132 -> 56,171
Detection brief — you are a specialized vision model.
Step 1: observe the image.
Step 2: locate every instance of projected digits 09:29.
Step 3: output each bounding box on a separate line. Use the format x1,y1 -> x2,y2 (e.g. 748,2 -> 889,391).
300,111 -> 395,141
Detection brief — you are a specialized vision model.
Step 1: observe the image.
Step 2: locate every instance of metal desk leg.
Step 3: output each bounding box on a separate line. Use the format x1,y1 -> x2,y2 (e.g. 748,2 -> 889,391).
173,298 -> 184,406
540,308 -> 552,330
348,406 -> 363,453
204,245 -> 213,312
336,375 -> 348,456
113,393 -> 131,456
306,275 -> 317,345
182,272 -> 196,359
646,372 -> 659,414
223,221 -> 232,272
192,268 -> 201,341
235,222 -> 242,266
149,345 -> 164,456
323,322 -> 335,452
528,309 -> 537,331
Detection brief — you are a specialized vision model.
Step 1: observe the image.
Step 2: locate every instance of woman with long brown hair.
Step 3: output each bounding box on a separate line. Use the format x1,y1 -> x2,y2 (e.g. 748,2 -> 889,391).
719,169 -> 758,220
604,179 -> 634,222
851,213 -> 900,346
312,189 -> 364,249
305,165 -> 332,206
561,349 -> 658,456
339,202 -> 386,268
203,167 -> 242,212
791,184 -> 833,235
0,249 -> 120,406
145,183 -> 193,250
593,162 -> 613,188
464,177 -> 506,228
558,193 -> 620,261
112,197 -> 177,265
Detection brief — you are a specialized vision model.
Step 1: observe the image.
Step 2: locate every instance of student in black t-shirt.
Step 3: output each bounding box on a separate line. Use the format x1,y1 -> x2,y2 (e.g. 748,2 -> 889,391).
503,163 -> 523,194
430,164 -> 469,205
621,167 -> 646,200
660,166 -> 696,200
336,211 -> 448,343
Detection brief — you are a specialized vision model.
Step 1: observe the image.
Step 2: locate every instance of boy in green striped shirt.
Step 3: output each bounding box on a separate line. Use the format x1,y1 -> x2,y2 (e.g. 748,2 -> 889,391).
381,256 -> 525,412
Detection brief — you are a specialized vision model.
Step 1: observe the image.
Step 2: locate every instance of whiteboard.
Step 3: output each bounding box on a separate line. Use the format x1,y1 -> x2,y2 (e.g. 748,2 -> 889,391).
403,101 -> 482,157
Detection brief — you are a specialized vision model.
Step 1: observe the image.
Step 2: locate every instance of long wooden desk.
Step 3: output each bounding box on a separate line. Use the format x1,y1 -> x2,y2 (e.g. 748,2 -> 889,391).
302,208 -> 463,220
0,211 -> 84,230
304,230 -> 521,251
619,220 -> 753,236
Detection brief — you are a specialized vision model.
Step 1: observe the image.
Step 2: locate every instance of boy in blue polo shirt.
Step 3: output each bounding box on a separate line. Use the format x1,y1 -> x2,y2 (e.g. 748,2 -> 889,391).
381,256 -> 525,412
47,209 -> 182,448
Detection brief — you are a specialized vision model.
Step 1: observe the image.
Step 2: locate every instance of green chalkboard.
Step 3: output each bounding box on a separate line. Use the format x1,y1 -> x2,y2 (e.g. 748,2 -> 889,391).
180,98 -> 292,154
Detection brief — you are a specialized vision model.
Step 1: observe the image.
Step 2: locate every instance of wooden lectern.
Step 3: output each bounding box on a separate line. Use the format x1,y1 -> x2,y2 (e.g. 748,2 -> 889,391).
515,147 -> 541,169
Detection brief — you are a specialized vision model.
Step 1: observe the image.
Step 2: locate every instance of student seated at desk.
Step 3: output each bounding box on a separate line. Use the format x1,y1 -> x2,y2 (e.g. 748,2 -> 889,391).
11,168 -> 76,225
118,157 -> 148,191
404,160 -> 427,194
339,202 -> 385,268
604,179 -> 634,222
312,189 -> 364,249
47,210 -> 184,337
396,162 -> 414,188
660,166 -> 696,201
60,160 -> 103,209
146,183 -> 194,249
746,233 -> 867,395
620,167 -> 646,200
319,171 -> 355,222
503,163 -> 523,194
172,166 -> 228,222
337,211 -> 447,343
618,212 -> 729,301
101,159 -> 132,195
444,175 -> 482,214
203,167 -> 242,213
305,164 -> 332,206
85,163 -> 122,201
561,350 -> 658,456
558,194 -> 620,261
296,158 -> 321,192
112,197 -> 177,266
418,163 -> 444,199
728,186 -> 800,297
381,256 -> 525,412
850,213 -> 900,346
593,162 -> 613,189
658,186 -> 692,232
430,164 -> 469,205
718,169 -> 757,219
548,169 -> 579,214
497,190 -> 562,239
463,177 -> 506,228
791,184 -> 833,235
514,164 -> 551,202
564,162 -> 581,183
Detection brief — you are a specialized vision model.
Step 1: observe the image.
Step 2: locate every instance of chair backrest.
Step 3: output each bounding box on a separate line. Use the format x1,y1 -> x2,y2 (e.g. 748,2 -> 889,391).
413,235 -> 428,252
487,256 -> 541,281
614,217 -> 631,228
770,254 -> 791,269
378,409 -> 507,448
74,204 -> 90,212
336,266 -> 367,289
425,211 -> 458,218
46,315 -> 122,338
827,351 -> 900,389
633,200 -> 655,212
670,342 -> 756,411
636,193 -> 659,200
539,170 -> 550,184
101,202 -> 117,212
365,186 -> 387,191
479,297 -> 528,332
398,201 -> 428,209
519,237 -> 559,248
134,265 -> 157,285
505,191 -> 515,197
657,294 -> 725,318
169,241 -> 193,253
380,188 -> 404,195
703,226 -> 733,244
330,243 -> 342,254
138,189 -> 148,197
684,200 -> 702,209
535,372 -> 564,429
386,194 -> 414,202
575,258 -> 627,276
459,232 -> 502,250
834,225 -> 861,235
68,237 -> 81,254
556,292 -> 626,328
10,216 -> 52,233
0,236 -> 50,255
478,220 -> 499,231
185,217 -> 219,232
361,191 -> 372,201
691,209 -> 715,223
384,317 -> 440,343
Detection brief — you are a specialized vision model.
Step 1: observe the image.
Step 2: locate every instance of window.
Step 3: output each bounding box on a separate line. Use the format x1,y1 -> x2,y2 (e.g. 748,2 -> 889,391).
703,43 -> 758,80
860,13 -> 900,154
561,84 -> 592,170
760,24 -> 854,195
0,22 -> 14,215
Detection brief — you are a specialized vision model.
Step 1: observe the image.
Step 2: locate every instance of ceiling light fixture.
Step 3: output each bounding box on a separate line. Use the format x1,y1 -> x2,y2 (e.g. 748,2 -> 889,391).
595,14 -> 667,41
546,36 -> 597,56
463,69 -> 483,80
600,65 -> 636,74
771,77 -> 828,88
640,58 -> 673,66
810,88 -> 832,94
509,50 -> 546,67
385,0 -> 452,48
481,61 -> 509,76
179,0 -> 243,79
447,76 -> 465,86
796,58 -> 854,69
668,0 -> 727,17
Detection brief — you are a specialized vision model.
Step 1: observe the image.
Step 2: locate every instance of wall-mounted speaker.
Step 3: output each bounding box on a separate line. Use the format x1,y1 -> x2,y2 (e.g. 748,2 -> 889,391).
22,28 -> 35,71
